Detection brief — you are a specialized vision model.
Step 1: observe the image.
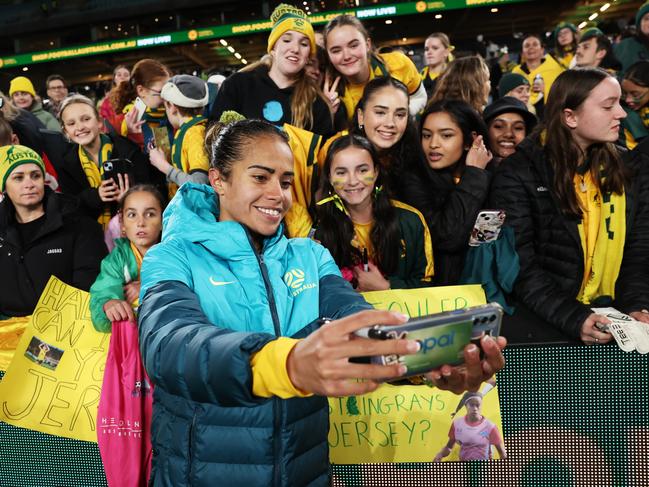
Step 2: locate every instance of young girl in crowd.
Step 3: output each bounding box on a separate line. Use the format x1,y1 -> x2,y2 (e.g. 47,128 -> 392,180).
57,94 -> 154,226
99,64 -> 131,134
211,4 -> 333,137
490,68 -> 649,343
620,60 -> 649,149
291,134 -> 433,291
116,58 -> 172,152
137,118 -> 506,486
614,1 -> 649,72
429,56 -> 491,113
553,22 -> 578,69
282,76 -> 421,220
421,33 -> 453,98
89,184 -> 163,332
324,14 -> 427,126
401,100 -> 492,285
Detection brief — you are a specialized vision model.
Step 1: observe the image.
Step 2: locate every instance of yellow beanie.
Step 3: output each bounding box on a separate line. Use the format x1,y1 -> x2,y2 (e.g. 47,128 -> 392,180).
267,4 -> 315,56
0,144 -> 45,192
9,76 -> 36,98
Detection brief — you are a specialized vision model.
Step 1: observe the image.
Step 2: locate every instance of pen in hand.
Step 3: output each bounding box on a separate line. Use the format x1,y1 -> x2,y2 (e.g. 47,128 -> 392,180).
363,248 -> 369,272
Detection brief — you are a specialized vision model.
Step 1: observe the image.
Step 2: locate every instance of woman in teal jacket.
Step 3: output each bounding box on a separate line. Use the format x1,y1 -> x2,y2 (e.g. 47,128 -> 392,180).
138,119 -> 505,486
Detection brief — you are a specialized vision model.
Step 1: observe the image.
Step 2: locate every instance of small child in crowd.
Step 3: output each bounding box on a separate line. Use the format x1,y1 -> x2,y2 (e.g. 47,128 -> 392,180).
89,184 -> 164,332
147,74 -> 210,199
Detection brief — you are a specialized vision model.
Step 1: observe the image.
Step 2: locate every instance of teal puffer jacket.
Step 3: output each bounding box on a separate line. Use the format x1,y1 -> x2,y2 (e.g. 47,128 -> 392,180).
139,183 -> 370,486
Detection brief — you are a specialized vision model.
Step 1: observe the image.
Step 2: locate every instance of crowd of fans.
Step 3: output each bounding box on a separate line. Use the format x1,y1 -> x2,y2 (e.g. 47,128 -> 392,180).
2,1 -> 649,484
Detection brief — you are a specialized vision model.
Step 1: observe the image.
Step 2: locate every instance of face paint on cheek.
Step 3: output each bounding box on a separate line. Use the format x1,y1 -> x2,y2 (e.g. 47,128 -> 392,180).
359,171 -> 376,186
331,176 -> 346,190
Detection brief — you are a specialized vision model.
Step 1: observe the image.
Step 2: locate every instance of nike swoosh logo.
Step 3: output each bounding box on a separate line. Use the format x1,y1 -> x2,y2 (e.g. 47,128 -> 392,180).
209,277 -> 235,286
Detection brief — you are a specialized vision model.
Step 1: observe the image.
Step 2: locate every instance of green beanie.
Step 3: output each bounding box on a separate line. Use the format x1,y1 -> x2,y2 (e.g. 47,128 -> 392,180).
637,1 -> 649,29
0,144 -> 45,192
579,27 -> 604,43
554,21 -> 577,40
498,73 -> 530,98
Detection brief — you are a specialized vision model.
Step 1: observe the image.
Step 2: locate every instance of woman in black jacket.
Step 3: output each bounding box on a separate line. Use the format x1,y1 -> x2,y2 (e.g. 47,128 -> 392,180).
0,145 -> 106,318
56,94 -> 162,226
491,68 -> 649,344
399,100 -> 492,285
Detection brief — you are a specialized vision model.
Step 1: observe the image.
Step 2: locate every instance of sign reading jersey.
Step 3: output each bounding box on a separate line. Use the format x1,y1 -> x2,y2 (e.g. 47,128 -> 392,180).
0,277 -> 108,443
328,285 -> 505,463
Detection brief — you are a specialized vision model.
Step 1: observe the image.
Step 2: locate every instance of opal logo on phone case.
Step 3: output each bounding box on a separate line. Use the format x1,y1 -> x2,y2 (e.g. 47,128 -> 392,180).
419,331 -> 456,353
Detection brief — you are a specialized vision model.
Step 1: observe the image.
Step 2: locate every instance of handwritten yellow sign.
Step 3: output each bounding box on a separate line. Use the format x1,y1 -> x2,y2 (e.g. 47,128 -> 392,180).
329,285 -> 504,463
0,277 -> 108,443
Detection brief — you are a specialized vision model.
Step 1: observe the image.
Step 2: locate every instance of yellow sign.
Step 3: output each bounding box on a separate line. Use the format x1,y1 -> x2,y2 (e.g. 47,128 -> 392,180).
329,285 -> 504,463
0,277 -> 109,443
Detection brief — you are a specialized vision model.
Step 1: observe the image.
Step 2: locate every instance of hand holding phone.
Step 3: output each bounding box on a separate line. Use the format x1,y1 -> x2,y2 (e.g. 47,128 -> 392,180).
469,210 -> 506,246
133,97 -> 147,122
358,303 -> 504,378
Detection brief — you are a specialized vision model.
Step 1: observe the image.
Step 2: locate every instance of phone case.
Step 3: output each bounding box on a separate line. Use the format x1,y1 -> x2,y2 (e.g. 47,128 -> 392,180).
469,210 -> 506,247
133,97 -> 147,122
370,303 -> 503,377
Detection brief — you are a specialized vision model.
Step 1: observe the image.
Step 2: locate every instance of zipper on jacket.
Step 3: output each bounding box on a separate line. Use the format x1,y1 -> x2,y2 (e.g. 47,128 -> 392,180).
245,230 -> 283,487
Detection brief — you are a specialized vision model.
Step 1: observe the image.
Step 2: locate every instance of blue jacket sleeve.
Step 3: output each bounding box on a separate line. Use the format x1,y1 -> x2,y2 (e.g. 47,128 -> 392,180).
139,280 -> 275,407
138,238 -> 275,407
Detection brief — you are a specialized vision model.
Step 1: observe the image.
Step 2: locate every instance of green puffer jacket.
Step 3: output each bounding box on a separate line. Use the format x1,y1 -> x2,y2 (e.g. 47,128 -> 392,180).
30,100 -> 61,132
89,238 -> 139,332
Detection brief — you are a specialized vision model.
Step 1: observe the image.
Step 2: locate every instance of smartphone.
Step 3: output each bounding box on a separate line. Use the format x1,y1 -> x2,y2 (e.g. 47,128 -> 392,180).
102,158 -> 134,184
366,303 -> 503,377
133,97 -> 147,122
469,210 -> 506,246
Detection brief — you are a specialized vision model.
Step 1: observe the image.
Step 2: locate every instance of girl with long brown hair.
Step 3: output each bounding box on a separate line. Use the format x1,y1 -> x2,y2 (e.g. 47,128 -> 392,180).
323,14 -> 427,128
490,68 -> 649,344
116,58 -> 172,153
210,4 -> 333,137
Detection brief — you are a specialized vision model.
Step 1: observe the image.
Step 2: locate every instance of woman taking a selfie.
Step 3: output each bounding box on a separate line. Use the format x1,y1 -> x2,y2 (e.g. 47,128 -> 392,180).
137,119 -> 505,486
491,68 -> 649,343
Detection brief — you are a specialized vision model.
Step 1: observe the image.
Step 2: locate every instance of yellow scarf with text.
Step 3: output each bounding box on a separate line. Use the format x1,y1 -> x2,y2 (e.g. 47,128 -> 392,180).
574,170 -> 626,304
78,134 -> 113,228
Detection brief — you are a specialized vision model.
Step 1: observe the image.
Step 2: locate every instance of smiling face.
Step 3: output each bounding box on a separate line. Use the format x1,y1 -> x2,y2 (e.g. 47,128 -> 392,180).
211,135 -> 294,239
488,112 -> 526,159
424,36 -> 449,68
61,102 -> 102,147
621,78 -> 649,111
564,76 -> 626,151
12,91 -> 34,110
326,25 -> 371,83
421,111 -> 466,170
121,190 -> 162,256
329,145 -> 378,211
4,163 -> 45,212
357,86 -> 409,150
271,30 -> 312,78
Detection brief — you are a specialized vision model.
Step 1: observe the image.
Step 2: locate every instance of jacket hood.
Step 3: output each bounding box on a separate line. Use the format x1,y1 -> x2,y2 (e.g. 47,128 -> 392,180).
162,182 -> 287,260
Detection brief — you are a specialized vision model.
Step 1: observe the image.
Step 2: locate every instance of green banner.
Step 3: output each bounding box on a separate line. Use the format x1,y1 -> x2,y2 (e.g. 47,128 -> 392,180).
0,0 -> 528,69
